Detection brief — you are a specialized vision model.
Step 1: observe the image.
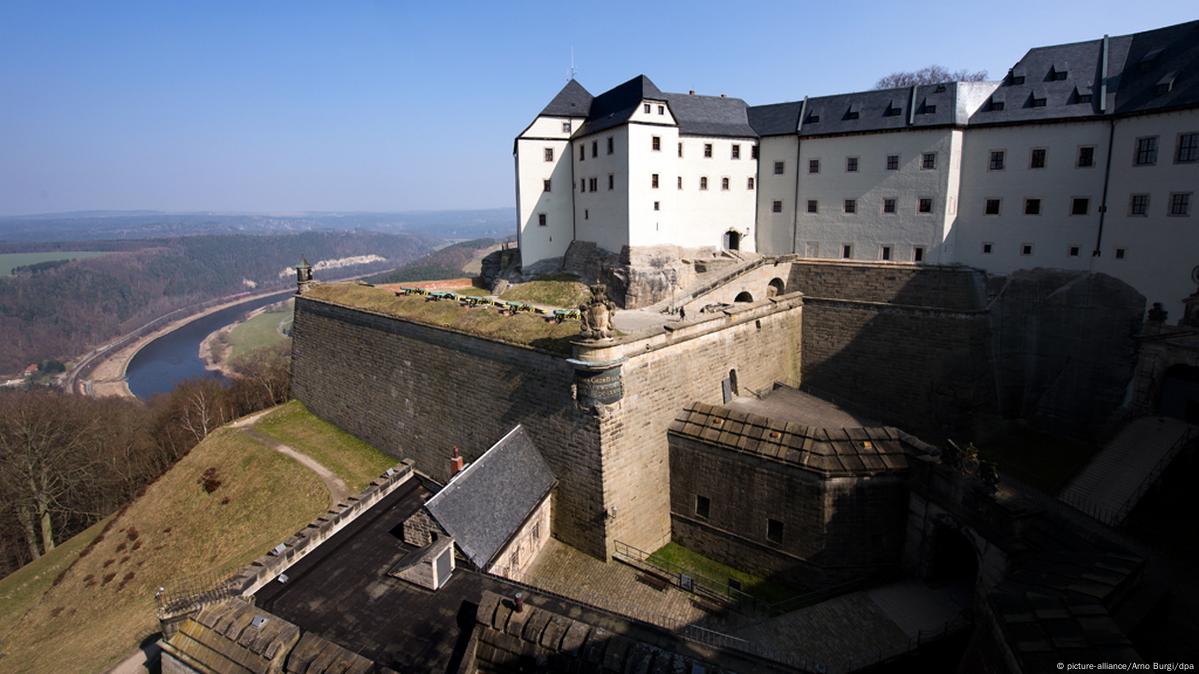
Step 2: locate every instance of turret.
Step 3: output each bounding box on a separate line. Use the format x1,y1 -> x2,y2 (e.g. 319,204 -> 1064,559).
296,258 -> 314,294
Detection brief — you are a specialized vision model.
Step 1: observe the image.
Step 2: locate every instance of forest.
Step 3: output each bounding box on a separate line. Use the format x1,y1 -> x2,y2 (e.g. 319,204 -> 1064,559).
0,231 -> 428,372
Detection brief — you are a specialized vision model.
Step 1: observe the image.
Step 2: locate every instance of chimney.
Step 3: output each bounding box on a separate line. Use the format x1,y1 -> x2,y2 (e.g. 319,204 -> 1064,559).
513,592 -> 525,613
449,446 -> 465,476
689,90 -> 696,96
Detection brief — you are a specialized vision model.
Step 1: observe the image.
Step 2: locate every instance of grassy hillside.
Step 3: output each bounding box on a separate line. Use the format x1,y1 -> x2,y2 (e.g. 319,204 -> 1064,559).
255,401 -> 396,492
226,299 -> 294,360
0,423 -> 330,673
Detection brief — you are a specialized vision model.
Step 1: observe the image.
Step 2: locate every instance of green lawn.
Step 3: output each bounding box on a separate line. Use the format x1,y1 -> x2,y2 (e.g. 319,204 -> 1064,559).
227,299 -> 293,359
0,251 -> 109,276
499,275 -> 591,308
254,400 -> 398,491
648,542 -> 802,606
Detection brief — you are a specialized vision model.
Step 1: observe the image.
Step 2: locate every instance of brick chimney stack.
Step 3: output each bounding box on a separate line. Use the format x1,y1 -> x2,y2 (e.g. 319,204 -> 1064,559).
449,446 -> 465,477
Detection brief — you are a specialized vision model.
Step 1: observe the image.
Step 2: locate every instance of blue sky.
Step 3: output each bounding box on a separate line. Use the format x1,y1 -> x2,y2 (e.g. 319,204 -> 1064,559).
0,1 -> 1193,215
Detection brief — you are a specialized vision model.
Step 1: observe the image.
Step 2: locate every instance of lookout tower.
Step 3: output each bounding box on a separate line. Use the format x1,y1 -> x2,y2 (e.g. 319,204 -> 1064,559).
296,258 -> 314,294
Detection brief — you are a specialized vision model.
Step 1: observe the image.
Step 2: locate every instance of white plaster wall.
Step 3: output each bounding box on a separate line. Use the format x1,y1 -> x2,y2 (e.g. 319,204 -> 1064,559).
1098,109 -> 1199,317
628,98 -> 677,126
573,126 -> 630,255
516,116 -> 583,266
627,123 -> 682,249
652,133 -> 757,251
953,121 -> 1109,274
756,135 -> 798,255
794,128 -> 956,263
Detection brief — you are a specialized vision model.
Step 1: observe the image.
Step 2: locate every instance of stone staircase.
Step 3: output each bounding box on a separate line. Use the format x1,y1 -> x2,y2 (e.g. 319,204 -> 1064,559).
1059,416 -> 1198,526
646,252 -> 767,313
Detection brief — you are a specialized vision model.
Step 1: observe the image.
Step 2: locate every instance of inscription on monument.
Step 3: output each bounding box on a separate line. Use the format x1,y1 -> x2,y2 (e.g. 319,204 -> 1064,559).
575,365 -> 623,406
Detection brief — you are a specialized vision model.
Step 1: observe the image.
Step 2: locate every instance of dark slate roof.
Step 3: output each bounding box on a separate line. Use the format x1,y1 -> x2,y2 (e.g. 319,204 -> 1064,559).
798,83 -> 964,136
669,402 -> 917,477
662,92 -> 757,137
424,425 -> 555,568
575,74 -> 664,137
748,101 -> 803,136
539,79 -> 593,118
1114,20 -> 1199,114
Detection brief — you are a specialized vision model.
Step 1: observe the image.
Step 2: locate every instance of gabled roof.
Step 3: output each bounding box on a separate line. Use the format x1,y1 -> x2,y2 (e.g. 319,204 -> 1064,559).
1114,20 -> 1199,115
539,79 -> 593,117
424,425 -> 555,569
797,83 -> 963,136
748,101 -> 804,136
662,92 -> 757,137
575,74 -> 664,137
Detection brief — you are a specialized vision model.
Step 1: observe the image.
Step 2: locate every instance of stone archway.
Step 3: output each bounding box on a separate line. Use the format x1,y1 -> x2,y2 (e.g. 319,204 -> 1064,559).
767,277 -> 785,297
734,291 -> 753,303
723,230 -> 741,251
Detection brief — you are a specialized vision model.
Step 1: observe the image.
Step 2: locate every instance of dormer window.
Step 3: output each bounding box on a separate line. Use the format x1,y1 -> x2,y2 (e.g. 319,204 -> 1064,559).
1027,91 -> 1047,108
1048,65 -> 1068,81
806,111 -> 820,124
883,102 -> 902,117
987,97 -> 1005,111
1008,69 -> 1026,85
1073,86 -> 1093,104
844,103 -> 860,120
1156,72 -> 1177,96
918,100 -> 936,114
1139,48 -> 1164,69
934,83 -> 947,93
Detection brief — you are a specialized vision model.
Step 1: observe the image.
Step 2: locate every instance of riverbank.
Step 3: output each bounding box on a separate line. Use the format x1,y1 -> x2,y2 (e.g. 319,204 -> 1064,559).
198,300 -> 291,379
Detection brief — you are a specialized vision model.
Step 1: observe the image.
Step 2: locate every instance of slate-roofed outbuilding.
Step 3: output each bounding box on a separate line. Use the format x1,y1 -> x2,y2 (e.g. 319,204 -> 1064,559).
424,425 -> 556,569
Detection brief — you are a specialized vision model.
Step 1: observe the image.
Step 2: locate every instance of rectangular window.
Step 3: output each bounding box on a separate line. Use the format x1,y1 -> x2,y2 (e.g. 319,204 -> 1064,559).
922,152 -> 937,170
913,247 -> 924,262
732,144 -> 741,159
918,197 -> 933,214
1030,148 -> 1047,169
643,103 -> 651,113
883,198 -> 896,214
532,521 -> 541,541
653,201 -> 660,211
607,137 -> 614,154
1030,96 -> 1047,108
1129,193 -> 1150,216
807,200 -> 818,213
591,140 -> 598,158
561,121 -> 571,133
704,143 -> 713,158
747,177 -> 755,190
721,177 -> 730,191
579,179 -> 584,192
772,200 -> 783,213
1135,136 -> 1158,165
700,177 -> 708,190
1177,133 -> 1199,163
841,244 -> 852,259
677,176 -> 682,189
1170,192 -> 1192,216
1077,146 -> 1095,167
886,154 -> 899,170
844,199 -> 856,214
589,177 -> 597,191
989,150 -> 1005,171
579,144 -> 585,161
608,174 -> 614,190
537,213 -> 547,226
651,173 -> 659,188
982,242 -> 993,254
652,136 -> 661,151
1115,247 -> 1127,259
543,179 -> 551,192
985,198 -> 1001,215
774,161 -> 785,175
695,495 -> 711,519
880,245 -> 892,261
1021,243 -> 1033,256
584,209 -> 588,219
808,159 -> 820,174
1024,198 -> 1041,215
658,104 -> 665,115
678,142 -> 683,157
1071,197 -> 1090,215
1069,245 -> 1081,257
544,147 -> 554,162
846,157 -> 859,172
752,146 -> 759,159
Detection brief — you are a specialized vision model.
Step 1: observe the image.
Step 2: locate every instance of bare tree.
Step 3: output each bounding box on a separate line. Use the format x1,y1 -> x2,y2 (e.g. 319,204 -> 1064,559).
875,66 -> 989,89
229,343 -> 291,408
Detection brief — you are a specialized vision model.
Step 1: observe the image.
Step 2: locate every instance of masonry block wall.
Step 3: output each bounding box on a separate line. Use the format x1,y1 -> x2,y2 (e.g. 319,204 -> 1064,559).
596,301 -> 803,555
667,434 -> 907,580
291,298 -> 608,558
786,260 -> 986,310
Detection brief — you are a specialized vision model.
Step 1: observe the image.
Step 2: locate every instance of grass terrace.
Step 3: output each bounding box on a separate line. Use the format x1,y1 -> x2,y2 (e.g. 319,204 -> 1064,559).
254,401 -> 396,492
648,542 -> 804,607
304,282 -> 583,354
499,274 -> 591,308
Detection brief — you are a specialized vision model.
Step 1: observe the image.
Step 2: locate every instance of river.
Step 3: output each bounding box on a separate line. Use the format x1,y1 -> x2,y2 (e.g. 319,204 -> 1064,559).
125,291 -> 293,400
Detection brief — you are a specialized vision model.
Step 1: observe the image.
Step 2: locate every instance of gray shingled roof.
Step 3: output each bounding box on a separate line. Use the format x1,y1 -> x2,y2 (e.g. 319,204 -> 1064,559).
748,101 -> 803,136
575,74 -> 664,138
662,92 -> 756,137
539,79 -> 593,118
424,425 -> 555,569
1115,20 -> 1199,114
797,83 -> 962,136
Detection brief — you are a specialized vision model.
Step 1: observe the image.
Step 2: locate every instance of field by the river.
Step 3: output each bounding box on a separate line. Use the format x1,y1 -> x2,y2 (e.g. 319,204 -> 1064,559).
0,251 -> 109,275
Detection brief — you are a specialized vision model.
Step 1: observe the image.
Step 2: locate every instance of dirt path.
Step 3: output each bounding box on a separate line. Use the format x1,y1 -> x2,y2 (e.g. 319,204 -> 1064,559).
230,410 -> 349,506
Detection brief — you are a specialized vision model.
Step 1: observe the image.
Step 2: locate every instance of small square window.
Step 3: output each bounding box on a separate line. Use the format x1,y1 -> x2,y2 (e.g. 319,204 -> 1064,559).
883,198 -> 896,214
704,143 -> 713,158
561,121 -> 571,133
537,213 -> 547,227
747,177 -> 755,190
886,154 -> 899,170
913,247 -> 924,263
700,177 -> 708,190
1068,246 -> 1080,257
643,103 -> 651,113
808,159 -> 820,174
1024,198 -> 1041,215
1170,192 -> 1192,216
1177,133 -> 1199,163
607,137 -> 614,154
721,177 -> 730,191
982,242 -> 993,254
1129,194 -> 1150,216
772,200 -> 783,213
651,173 -> 659,189
544,147 -> 554,162
543,179 -> 551,192
695,495 -> 711,519
1071,197 -> 1089,215
774,161 -> 785,175
653,201 -> 660,211
841,244 -> 852,259
844,199 -> 856,214
985,199 -> 1001,215
732,144 -> 741,159
846,157 -> 859,172
918,197 -> 933,214
1135,136 -> 1158,166
989,150 -> 1005,171
807,200 -> 818,214
1030,148 -> 1047,169
767,515 -> 786,542
652,136 -> 661,151
921,152 -> 936,170
1077,146 -> 1095,167
657,104 -> 665,115
880,245 -> 892,261
1021,243 -> 1033,256
1115,248 -> 1126,259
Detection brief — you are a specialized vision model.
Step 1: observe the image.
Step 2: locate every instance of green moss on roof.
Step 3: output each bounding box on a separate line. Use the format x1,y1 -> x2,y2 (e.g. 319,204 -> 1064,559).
304,282 -> 580,354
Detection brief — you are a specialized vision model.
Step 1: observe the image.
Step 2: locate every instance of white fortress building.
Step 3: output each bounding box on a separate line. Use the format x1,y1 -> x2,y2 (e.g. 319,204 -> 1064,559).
514,19 -> 1199,315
